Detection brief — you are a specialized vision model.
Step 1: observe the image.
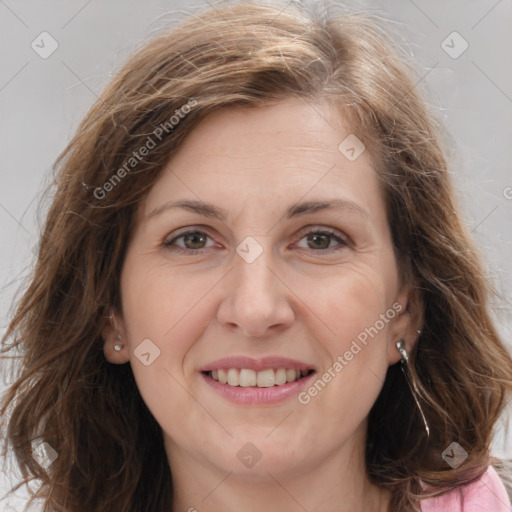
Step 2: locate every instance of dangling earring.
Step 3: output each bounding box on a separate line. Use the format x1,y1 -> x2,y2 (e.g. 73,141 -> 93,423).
396,340 -> 430,438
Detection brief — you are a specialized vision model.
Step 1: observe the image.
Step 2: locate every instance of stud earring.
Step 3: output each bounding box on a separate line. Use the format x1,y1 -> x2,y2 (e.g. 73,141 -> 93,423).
396,340 -> 430,438
114,334 -> 123,352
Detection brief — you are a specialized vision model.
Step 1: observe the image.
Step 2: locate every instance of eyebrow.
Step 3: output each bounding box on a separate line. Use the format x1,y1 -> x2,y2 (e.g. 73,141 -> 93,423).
145,198 -> 369,222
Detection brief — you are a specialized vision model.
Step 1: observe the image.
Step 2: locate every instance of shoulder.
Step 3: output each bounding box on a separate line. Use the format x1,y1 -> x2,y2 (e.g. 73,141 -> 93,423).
421,466 -> 512,512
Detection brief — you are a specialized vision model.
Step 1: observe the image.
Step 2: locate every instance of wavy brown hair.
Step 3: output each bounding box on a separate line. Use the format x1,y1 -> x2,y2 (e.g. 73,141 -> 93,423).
2,1 -> 512,511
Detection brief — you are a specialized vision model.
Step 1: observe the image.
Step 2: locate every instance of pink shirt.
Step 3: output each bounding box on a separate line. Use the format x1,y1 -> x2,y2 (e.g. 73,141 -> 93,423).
421,466 -> 512,511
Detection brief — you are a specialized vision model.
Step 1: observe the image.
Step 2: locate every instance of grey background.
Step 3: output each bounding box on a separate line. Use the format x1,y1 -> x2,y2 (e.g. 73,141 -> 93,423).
1,0 -> 511,508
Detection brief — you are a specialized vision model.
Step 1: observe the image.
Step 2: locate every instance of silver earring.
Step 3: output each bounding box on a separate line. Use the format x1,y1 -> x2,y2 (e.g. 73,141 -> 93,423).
114,334 -> 123,351
396,340 -> 430,438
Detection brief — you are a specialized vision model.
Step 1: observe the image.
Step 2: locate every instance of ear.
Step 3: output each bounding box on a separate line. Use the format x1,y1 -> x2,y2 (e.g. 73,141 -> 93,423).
387,284 -> 422,366
102,312 -> 130,364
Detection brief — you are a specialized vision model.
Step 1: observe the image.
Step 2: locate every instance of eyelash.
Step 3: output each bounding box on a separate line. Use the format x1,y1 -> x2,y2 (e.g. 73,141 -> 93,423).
163,227 -> 349,255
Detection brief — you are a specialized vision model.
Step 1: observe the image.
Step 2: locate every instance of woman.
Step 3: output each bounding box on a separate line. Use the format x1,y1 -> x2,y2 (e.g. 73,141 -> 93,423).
1,1 -> 511,511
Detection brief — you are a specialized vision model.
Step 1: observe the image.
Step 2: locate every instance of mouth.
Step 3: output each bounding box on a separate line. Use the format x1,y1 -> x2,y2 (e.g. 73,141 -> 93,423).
203,368 -> 315,388
199,357 -> 317,404
202,368 -> 314,388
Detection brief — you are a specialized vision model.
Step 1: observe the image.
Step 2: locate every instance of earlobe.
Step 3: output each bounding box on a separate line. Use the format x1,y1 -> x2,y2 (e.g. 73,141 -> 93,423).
387,285 -> 423,365
102,313 -> 130,364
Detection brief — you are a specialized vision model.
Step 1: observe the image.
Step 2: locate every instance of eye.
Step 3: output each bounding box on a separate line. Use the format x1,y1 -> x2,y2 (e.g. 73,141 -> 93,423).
163,226 -> 349,255
294,228 -> 349,252
163,229 -> 216,254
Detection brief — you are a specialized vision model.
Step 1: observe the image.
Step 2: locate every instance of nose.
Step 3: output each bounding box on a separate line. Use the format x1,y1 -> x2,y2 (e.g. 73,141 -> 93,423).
216,241 -> 295,338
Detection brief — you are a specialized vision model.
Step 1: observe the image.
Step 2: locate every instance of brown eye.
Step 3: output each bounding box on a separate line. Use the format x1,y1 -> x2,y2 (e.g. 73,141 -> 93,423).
295,228 -> 349,252
307,233 -> 331,250
181,232 -> 208,250
164,230 -> 214,253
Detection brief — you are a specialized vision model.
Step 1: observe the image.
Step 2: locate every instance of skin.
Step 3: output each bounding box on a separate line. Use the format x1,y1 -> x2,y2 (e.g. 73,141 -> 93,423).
103,99 -> 420,512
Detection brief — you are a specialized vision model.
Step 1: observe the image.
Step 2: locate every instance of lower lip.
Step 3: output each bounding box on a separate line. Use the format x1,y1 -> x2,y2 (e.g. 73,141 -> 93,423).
201,372 -> 315,405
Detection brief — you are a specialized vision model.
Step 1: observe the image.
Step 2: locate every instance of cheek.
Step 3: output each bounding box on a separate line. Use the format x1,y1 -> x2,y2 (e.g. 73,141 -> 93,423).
121,259 -> 213,347
298,263 -> 394,351
122,271 -> 210,440
119,260 -> 217,406
293,263 -> 397,431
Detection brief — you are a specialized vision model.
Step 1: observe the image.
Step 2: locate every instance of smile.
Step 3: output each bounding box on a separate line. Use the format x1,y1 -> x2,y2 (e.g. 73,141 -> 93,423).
199,357 -> 317,405
205,368 -> 313,387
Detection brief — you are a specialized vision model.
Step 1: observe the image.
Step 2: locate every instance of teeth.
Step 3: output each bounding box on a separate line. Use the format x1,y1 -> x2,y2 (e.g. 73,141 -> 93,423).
227,368 -> 239,386
275,368 -> 287,385
256,369 -> 275,387
218,369 -> 228,384
286,369 -> 297,383
209,368 -> 310,387
239,369 -> 256,387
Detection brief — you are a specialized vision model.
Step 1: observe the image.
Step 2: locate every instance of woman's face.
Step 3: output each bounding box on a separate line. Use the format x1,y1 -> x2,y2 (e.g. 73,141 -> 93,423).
105,99 -> 416,481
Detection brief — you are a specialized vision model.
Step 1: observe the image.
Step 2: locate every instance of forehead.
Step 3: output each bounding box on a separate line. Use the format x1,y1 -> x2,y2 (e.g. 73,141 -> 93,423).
138,99 -> 384,223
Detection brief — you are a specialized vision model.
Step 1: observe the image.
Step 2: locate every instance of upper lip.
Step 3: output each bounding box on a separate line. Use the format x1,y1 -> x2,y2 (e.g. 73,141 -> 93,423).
199,356 -> 316,373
